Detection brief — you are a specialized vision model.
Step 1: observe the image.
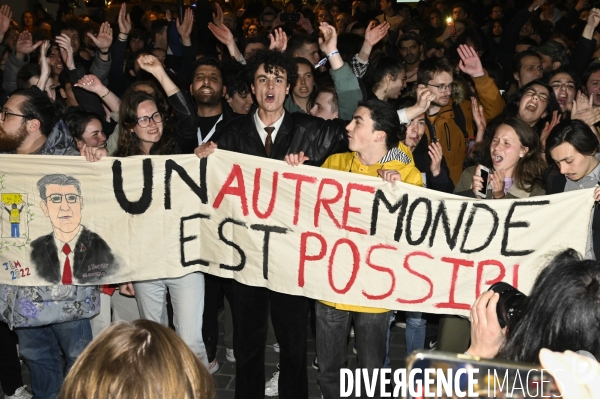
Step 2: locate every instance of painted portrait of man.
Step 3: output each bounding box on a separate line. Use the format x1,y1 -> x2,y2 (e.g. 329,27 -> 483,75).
30,174 -> 119,285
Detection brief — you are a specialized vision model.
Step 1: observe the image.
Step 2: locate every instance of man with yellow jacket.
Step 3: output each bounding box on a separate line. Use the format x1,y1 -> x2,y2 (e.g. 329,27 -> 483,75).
411,45 -> 505,184
285,98 -> 422,399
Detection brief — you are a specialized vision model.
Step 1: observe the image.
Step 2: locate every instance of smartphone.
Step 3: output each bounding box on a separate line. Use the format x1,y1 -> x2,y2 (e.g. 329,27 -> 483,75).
406,351 -> 562,398
478,165 -> 489,198
280,13 -> 301,23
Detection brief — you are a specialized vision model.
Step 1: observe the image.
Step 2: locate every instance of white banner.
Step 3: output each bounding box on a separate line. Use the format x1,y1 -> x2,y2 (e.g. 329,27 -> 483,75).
0,151 -> 592,316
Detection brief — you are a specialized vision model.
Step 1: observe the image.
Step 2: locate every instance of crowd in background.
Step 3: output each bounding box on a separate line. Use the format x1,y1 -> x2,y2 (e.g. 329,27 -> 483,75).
2,0 -> 600,397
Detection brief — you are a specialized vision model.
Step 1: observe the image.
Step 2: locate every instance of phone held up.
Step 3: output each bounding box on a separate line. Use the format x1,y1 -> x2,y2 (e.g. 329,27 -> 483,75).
478,165 -> 489,198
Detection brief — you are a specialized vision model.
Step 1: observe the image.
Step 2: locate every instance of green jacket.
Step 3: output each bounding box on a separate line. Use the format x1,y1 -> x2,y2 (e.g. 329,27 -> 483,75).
454,165 -> 546,199
284,62 -> 362,120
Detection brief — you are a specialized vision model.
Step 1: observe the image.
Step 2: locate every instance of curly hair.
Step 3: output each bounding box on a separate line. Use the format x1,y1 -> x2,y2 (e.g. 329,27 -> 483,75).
115,90 -> 177,156
246,49 -> 298,86
222,60 -> 251,98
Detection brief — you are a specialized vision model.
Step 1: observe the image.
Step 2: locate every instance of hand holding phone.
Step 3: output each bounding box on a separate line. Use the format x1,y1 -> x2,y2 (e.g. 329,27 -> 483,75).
473,165 -> 489,198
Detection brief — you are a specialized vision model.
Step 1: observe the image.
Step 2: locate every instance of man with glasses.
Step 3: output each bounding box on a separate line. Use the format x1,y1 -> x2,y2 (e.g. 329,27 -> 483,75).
0,88 -> 78,155
414,45 -> 504,184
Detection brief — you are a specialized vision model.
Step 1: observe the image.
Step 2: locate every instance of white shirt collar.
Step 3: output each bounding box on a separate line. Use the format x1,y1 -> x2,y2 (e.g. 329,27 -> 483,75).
254,109 -> 286,146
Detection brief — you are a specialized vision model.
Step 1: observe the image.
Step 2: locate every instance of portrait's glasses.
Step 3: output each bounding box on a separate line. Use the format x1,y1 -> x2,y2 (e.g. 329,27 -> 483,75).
45,194 -> 80,204
136,112 -> 163,128
524,88 -> 549,102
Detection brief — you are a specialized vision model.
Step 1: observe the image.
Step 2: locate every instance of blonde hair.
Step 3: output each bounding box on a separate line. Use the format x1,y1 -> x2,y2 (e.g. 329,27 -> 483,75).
59,320 -> 215,399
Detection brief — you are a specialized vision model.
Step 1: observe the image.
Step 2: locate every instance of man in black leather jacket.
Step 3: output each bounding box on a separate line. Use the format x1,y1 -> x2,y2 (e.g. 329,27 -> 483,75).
195,48 -> 348,399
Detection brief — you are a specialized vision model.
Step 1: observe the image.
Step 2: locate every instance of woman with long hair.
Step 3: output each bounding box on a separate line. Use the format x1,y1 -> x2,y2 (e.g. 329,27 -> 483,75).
363,54 -> 407,101
85,54 -> 210,370
285,57 -> 318,113
455,117 -> 546,198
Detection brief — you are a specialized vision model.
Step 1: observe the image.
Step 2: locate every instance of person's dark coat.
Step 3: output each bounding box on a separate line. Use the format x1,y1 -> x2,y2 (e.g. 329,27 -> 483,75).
214,109 -> 349,166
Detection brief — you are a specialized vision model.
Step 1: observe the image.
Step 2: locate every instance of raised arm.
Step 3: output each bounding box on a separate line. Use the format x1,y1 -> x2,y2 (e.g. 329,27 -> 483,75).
74,74 -> 121,112
208,4 -> 244,63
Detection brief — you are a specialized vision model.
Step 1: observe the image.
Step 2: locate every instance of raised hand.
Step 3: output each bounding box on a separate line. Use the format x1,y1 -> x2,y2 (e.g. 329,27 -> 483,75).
213,3 -> 224,27
74,74 -> 106,94
55,33 -> 76,70
118,3 -> 132,35
587,8 -> 600,28
176,7 -> 194,45
39,40 -> 51,79
364,20 -> 389,47
540,110 -> 561,150
136,54 -> 165,75
298,13 -> 314,34
0,4 -> 12,39
16,31 -> 42,59
269,28 -> 288,52
428,142 -> 444,177
458,44 -> 484,78
416,85 -> 435,111
318,22 -> 337,55
471,97 -> 486,142
208,22 -> 234,47
88,22 -> 113,52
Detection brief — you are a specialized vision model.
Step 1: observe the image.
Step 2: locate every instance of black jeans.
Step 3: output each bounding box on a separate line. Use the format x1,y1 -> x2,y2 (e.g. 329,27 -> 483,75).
232,280 -> 309,399
0,321 -> 24,396
202,275 -> 235,362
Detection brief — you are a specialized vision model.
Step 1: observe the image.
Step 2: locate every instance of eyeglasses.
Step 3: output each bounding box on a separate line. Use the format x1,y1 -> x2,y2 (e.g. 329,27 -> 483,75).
426,82 -> 456,93
0,109 -> 26,122
524,88 -> 549,102
45,194 -> 80,204
550,82 -> 576,91
136,111 -> 163,128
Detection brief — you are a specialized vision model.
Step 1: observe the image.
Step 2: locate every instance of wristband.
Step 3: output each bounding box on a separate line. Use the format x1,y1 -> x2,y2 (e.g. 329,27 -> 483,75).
326,50 -> 339,59
98,49 -> 110,55
101,89 -> 111,98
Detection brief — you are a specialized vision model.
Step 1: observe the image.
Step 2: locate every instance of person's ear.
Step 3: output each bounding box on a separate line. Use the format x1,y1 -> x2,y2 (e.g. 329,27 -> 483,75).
40,200 -> 49,217
513,72 -> 520,85
286,83 -> 290,95
222,85 -> 227,98
27,119 -> 40,134
552,61 -> 561,71
189,83 -> 193,96
225,94 -> 233,105
59,87 -> 67,99
251,83 -> 256,95
375,130 -> 386,142
80,197 -> 84,210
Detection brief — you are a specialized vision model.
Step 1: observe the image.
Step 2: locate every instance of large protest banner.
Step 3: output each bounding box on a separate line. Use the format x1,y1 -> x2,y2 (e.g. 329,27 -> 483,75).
0,151 -> 593,316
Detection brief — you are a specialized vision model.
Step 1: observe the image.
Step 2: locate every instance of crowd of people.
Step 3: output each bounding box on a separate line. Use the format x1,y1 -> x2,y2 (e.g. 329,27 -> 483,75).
1,0 -> 600,397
